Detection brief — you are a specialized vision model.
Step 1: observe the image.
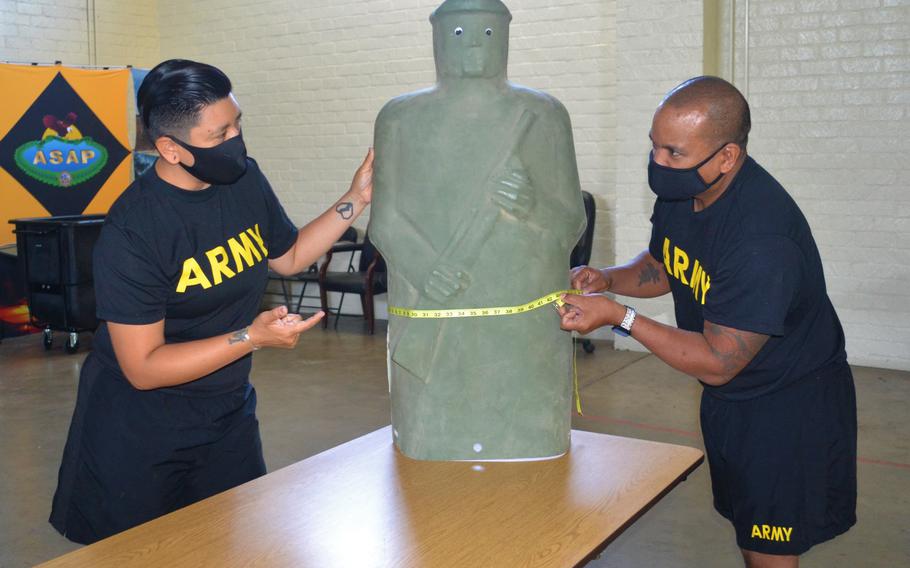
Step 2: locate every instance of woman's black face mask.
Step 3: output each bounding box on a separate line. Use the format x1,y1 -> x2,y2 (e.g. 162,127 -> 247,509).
169,132 -> 248,186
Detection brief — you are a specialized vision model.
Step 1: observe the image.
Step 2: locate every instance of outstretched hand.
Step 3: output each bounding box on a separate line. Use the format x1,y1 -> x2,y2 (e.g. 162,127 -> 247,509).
248,305 -> 325,349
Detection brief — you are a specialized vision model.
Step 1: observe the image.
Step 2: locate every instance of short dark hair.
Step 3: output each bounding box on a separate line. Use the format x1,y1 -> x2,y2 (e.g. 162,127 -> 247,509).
137,59 -> 232,143
663,76 -> 751,150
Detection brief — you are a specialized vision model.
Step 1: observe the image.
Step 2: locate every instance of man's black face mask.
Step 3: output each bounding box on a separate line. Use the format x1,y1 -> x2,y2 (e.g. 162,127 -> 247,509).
648,143 -> 728,201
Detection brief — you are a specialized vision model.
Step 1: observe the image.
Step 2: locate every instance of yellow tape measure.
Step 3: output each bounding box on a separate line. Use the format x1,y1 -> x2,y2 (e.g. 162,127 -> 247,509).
388,289 -> 582,319
389,289 -> 585,415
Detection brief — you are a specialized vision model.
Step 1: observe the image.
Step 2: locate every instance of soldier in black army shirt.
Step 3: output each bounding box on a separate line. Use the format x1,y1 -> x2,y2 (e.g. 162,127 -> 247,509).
559,76 -> 856,568
50,59 -> 374,544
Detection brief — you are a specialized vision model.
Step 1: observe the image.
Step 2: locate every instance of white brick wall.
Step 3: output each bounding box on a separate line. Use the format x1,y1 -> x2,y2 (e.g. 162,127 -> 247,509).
94,0 -> 160,68
0,0 -> 93,65
720,0 -> 910,371
0,0 -> 159,67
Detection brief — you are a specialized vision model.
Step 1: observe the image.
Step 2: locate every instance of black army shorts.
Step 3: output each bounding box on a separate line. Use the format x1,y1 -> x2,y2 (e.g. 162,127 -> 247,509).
700,361 -> 857,555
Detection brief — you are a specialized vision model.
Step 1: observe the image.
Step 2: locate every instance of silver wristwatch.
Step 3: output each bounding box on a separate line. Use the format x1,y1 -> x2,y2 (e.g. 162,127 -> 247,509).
612,305 -> 637,337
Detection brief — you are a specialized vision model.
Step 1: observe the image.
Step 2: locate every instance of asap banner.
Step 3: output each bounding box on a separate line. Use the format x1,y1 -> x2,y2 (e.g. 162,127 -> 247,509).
0,64 -> 131,245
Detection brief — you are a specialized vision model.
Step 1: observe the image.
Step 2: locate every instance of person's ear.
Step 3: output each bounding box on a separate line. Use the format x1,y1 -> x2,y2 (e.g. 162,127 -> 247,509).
719,143 -> 741,173
154,136 -> 183,165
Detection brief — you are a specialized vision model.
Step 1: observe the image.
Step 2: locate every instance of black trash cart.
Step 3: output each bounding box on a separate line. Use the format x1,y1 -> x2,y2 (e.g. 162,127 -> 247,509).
9,214 -> 105,353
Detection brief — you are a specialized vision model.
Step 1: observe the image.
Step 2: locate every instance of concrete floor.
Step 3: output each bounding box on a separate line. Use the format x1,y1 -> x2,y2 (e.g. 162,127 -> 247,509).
0,320 -> 908,567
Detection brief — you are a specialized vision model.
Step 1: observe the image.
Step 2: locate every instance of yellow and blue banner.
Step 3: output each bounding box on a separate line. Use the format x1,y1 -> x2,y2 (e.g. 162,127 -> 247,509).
0,63 -> 132,245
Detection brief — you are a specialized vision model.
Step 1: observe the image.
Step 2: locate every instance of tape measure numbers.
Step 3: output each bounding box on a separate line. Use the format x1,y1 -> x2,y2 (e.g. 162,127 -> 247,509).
388,289 -> 582,319
389,289 -> 586,415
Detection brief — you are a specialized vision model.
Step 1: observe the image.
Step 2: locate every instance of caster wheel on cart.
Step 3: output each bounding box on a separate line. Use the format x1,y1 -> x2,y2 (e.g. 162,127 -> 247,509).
65,332 -> 79,354
582,339 -> 596,354
43,328 -> 53,350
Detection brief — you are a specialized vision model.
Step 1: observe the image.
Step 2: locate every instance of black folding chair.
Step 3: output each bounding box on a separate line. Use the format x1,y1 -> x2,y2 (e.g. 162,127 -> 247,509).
318,232 -> 387,334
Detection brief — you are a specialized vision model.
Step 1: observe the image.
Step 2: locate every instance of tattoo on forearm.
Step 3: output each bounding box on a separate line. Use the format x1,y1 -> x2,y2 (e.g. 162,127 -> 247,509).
704,321 -> 768,375
638,263 -> 662,287
336,202 -> 354,220
229,329 -> 248,345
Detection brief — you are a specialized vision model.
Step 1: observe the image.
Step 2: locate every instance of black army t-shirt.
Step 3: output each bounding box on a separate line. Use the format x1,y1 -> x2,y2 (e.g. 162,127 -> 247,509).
91,158 -> 297,394
649,156 -> 846,401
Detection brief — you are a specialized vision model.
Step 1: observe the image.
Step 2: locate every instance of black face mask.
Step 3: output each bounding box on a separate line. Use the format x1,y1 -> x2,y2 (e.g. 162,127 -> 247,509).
169,132 -> 248,186
647,143 -> 728,201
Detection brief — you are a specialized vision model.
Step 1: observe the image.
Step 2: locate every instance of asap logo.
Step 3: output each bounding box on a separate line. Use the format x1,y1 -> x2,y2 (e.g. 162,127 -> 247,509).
14,112 -> 108,188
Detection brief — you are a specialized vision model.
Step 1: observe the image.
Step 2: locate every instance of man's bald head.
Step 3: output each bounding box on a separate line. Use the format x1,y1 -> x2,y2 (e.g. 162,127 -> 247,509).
660,76 -> 751,150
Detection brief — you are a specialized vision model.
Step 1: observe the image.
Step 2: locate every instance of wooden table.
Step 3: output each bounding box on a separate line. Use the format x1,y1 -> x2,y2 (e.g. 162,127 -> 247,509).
40,427 -> 703,568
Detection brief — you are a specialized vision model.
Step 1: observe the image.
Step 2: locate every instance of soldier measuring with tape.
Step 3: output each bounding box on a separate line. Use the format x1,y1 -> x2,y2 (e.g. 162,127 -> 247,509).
558,76 -> 856,568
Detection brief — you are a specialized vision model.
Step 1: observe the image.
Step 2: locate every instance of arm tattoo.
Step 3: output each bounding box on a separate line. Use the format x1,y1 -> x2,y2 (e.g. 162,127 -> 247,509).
638,262 -> 662,287
228,328 -> 248,345
336,202 -> 354,220
704,321 -> 768,376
